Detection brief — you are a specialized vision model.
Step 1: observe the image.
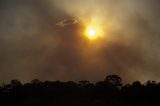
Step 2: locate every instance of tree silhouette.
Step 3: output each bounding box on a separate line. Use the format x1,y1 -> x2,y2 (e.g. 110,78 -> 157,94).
0,75 -> 160,106
104,74 -> 122,87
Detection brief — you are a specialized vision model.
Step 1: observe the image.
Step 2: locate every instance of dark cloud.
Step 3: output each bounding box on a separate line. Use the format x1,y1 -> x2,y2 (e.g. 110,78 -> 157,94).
0,0 -> 68,83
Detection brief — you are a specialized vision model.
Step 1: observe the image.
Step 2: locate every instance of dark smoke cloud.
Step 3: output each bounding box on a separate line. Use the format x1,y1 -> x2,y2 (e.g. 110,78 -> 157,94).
0,0 -> 67,83
0,0 -> 160,83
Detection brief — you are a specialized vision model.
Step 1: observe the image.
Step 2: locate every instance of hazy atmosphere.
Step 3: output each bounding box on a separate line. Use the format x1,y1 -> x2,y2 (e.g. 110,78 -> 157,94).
0,0 -> 160,83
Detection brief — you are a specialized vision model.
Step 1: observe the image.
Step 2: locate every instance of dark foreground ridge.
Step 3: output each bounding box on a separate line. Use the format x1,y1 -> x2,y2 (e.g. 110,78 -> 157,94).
0,75 -> 160,106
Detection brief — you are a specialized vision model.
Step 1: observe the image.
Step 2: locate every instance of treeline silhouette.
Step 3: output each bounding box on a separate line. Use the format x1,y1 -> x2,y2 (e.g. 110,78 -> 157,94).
0,75 -> 160,106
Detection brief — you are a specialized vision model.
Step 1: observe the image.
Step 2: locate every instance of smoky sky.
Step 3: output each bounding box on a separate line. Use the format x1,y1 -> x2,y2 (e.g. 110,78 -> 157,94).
0,0 -> 160,83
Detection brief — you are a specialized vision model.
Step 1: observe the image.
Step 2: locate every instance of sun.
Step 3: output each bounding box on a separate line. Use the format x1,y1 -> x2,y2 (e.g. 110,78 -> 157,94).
88,29 -> 96,36
84,23 -> 104,40
82,16 -> 105,40
87,28 -> 97,40
85,26 -> 99,40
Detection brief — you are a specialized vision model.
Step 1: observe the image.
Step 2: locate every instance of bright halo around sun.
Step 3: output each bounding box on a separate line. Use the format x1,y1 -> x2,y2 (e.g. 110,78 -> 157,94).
85,24 -> 103,40
86,28 -> 97,40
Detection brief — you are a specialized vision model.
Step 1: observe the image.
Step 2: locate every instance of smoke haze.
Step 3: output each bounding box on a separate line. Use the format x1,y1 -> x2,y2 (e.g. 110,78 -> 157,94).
0,0 -> 160,83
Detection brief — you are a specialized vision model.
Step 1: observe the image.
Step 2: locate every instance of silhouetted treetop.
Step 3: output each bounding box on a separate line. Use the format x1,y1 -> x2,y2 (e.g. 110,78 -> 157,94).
104,74 -> 122,87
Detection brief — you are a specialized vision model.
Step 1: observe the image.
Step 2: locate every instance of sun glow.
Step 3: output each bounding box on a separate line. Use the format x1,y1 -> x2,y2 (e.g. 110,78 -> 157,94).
86,27 -> 97,40
84,17 -> 104,40
85,25 -> 103,40
88,29 -> 96,36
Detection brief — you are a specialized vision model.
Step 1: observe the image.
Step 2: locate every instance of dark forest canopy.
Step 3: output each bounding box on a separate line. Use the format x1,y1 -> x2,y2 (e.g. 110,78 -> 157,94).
0,75 -> 160,106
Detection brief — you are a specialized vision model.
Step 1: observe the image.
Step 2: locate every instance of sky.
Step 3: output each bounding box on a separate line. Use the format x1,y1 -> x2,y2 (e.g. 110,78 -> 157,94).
0,0 -> 160,83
